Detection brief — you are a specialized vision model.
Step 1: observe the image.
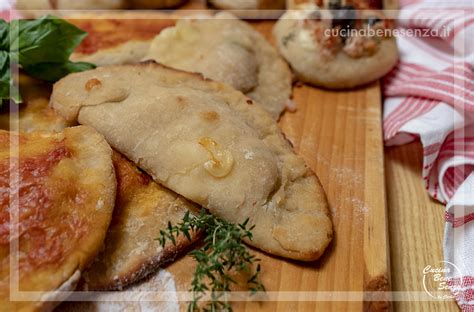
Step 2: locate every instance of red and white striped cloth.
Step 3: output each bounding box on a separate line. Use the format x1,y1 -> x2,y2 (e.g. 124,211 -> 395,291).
384,0 -> 473,309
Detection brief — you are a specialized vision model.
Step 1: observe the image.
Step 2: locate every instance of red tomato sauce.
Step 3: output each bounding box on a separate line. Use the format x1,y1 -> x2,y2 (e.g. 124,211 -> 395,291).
72,19 -> 175,55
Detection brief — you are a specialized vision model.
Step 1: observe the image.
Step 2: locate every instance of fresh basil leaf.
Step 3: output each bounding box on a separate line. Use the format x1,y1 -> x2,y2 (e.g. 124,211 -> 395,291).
0,20 -> 9,50
10,15 -> 88,66
0,51 -> 10,101
0,20 -> 10,103
0,51 -> 21,106
23,61 -> 95,82
2,17 -> 93,104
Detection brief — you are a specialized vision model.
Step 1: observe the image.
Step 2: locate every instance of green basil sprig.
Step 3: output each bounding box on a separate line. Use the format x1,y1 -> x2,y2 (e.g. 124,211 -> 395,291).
1,15 -> 95,104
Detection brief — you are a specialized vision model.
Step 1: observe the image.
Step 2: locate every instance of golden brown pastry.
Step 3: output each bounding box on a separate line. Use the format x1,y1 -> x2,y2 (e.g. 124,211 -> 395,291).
0,126 -> 116,312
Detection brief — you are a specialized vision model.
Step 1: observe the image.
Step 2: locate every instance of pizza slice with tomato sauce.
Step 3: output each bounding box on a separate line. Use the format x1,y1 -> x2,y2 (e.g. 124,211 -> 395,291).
68,13 -> 177,66
0,126 -> 116,312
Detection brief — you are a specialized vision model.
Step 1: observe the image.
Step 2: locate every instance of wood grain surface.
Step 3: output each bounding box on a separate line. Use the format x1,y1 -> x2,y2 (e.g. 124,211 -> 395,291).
386,143 -> 460,311
381,0 -> 458,309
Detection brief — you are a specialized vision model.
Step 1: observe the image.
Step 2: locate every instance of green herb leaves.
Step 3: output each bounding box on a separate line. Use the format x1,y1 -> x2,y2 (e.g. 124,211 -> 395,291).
11,16 -> 88,65
22,61 -> 95,82
157,210 -> 265,312
0,16 -> 95,104
0,20 -> 10,102
0,50 -> 10,101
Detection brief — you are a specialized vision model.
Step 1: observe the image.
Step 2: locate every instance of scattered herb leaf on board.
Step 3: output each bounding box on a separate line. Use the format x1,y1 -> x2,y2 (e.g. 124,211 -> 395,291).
0,15 -> 95,105
157,210 -> 265,312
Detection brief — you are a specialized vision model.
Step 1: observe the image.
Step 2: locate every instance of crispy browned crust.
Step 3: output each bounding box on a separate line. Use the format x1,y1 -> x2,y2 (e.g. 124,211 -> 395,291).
0,126 -> 116,312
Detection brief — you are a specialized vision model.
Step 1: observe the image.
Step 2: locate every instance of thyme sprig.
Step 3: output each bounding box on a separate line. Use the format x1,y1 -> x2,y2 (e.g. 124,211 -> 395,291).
157,210 -> 265,312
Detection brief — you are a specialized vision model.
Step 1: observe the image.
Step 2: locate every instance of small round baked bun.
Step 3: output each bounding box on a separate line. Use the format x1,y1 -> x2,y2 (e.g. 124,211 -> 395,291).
273,3 -> 398,89
128,0 -> 188,9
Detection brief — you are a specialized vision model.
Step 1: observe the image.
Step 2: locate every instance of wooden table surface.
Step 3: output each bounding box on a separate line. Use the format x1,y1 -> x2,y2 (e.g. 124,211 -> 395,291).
385,143 -> 459,311
382,0 -> 458,310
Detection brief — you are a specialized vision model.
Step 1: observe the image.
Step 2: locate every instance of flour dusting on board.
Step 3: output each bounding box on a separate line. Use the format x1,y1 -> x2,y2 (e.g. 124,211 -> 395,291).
314,153 -> 366,222
59,270 -> 179,312
352,198 -> 369,220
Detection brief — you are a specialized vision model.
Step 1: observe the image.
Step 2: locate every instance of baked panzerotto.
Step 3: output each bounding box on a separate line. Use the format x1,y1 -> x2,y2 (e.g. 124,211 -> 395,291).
143,13 -> 292,119
50,62 -> 333,261
0,126 -> 116,312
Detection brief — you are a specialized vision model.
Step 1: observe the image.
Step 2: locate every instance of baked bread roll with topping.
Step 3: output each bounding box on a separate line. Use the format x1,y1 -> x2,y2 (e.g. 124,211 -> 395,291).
50,62 -> 333,261
0,126 -> 116,312
274,2 -> 398,88
142,13 -> 292,119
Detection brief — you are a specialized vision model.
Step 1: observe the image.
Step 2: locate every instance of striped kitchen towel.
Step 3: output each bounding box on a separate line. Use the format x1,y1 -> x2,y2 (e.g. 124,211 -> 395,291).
383,0 -> 474,309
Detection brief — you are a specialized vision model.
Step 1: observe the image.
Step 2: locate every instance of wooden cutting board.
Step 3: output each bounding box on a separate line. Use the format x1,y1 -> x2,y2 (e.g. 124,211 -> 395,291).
160,10 -> 391,311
